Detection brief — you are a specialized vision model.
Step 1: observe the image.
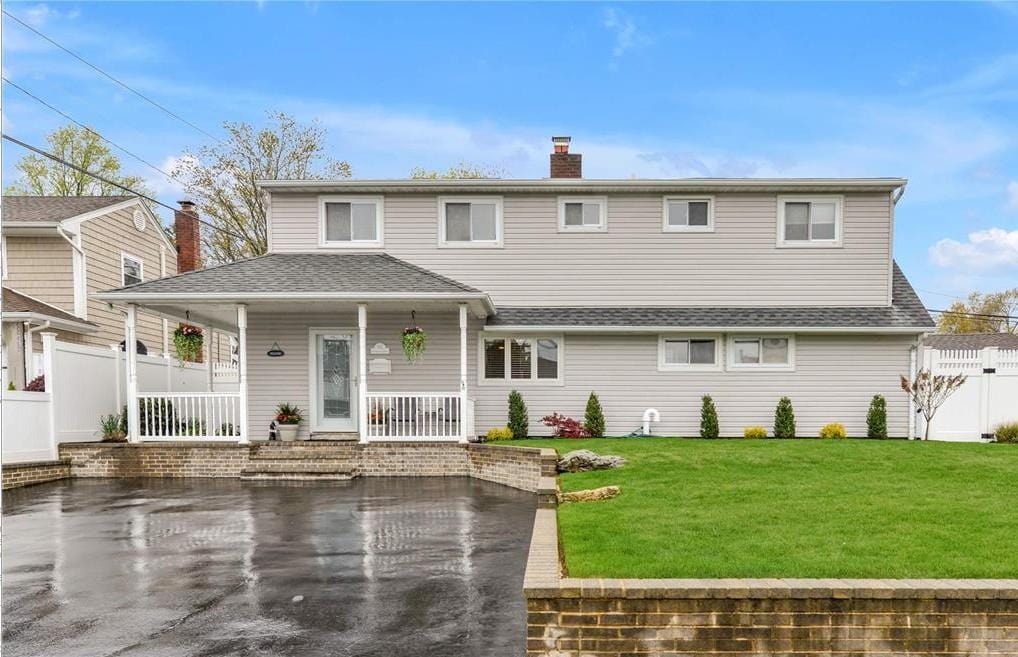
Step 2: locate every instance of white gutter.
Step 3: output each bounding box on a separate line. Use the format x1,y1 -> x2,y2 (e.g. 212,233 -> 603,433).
56,225 -> 88,319
5,312 -> 97,334
482,324 -> 932,335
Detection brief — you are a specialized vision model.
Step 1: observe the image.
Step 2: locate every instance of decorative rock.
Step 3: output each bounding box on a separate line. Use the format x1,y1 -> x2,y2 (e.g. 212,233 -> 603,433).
557,449 -> 626,473
560,485 -> 621,503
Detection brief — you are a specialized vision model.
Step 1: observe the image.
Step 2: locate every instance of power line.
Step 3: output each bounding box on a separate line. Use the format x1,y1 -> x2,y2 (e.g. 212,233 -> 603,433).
916,288 -> 966,301
2,76 -> 182,189
2,133 -> 244,241
928,308 -> 1018,321
1,8 -> 220,143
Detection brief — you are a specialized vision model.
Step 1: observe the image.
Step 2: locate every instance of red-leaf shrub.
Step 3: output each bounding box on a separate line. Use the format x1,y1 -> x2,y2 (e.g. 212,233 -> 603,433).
541,413 -> 591,438
24,375 -> 45,392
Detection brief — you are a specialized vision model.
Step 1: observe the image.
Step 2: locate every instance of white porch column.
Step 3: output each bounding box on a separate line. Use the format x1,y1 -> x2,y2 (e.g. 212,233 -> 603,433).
110,344 -> 123,412
126,304 -> 140,443
358,304 -> 368,443
41,332 -> 58,460
204,326 -> 215,393
22,321 -> 33,383
459,303 -> 468,443
237,304 -> 249,444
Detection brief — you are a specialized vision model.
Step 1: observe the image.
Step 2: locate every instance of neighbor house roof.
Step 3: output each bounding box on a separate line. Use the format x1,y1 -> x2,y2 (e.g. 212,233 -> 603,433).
2,195 -> 135,223
923,333 -> 1018,350
486,263 -> 934,333
2,287 -> 98,333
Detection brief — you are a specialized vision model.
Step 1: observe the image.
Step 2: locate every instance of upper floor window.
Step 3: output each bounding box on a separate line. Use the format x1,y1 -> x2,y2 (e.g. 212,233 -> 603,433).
481,335 -> 562,384
777,197 -> 842,247
319,196 -> 384,248
438,197 -> 503,247
728,335 -> 794,370
558,197 -> 607,232
664,196 -> 714,232
121,253 -> 143,286
658,335 -> 721,371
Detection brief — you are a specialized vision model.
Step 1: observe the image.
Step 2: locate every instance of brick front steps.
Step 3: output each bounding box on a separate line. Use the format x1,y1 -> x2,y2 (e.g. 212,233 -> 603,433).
241,441 -> 359,482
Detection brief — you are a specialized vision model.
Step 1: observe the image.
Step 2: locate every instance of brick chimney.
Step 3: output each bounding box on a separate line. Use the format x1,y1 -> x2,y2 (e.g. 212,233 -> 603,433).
174,200 -> 201,273
549,136 -> 582,178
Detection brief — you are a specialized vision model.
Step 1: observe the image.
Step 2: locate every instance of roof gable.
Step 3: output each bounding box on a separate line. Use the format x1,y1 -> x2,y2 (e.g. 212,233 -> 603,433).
2,196 -> 135,223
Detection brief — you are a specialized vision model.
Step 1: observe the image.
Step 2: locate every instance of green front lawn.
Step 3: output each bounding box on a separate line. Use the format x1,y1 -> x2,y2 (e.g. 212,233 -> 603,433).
505,438 -> 1018,579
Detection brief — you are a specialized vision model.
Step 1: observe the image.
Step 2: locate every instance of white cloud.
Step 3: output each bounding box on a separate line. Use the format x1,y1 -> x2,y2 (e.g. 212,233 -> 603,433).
1007,181 -> 1018,211
601,8 -> 652,60
930,228 -> 1018,271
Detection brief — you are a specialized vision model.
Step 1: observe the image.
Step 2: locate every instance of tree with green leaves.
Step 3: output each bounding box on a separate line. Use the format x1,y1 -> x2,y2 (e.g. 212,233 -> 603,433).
867,394 -> 888,439
774,397 -> 796,439
409,162 -> 506,179
584,392 -> 606,438
700,395 -> 719,439
173,112 -> 352,265
507,390 -> 529,439
937,289 -> 1018,334
5,124 -> 149,196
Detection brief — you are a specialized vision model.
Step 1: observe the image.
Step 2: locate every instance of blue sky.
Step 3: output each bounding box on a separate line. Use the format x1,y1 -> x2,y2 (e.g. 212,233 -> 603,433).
2,1 -> 1017,306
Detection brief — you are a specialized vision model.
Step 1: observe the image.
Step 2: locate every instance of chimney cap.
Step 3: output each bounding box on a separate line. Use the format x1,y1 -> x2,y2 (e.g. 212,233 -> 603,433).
551,136 -> 571,145
177,200 -> 196,209
552,136 -> 572,155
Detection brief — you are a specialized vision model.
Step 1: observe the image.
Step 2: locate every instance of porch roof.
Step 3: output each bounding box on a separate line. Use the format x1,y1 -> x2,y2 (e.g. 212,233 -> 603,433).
2,286 -> 99,333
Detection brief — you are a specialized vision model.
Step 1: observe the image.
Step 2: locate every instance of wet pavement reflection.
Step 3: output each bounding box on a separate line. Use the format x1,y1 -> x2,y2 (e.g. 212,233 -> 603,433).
2,477 -> 536,656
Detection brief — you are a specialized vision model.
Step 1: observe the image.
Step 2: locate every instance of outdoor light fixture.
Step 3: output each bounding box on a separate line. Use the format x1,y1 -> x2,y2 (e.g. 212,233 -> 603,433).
267,342 -> 285,357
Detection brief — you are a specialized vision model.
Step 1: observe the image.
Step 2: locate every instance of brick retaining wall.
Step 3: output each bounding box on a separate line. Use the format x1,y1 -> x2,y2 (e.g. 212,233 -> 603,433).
524,509 -> 1018,656
60,442 -> 251,479
2,459 -> 72,489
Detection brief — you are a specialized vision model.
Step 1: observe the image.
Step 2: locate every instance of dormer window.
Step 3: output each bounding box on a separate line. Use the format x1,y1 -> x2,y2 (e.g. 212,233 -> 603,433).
558,197 -> 607,232
438,197 -> 503,247
777,196 -> 842,247
319,196 -> 384,248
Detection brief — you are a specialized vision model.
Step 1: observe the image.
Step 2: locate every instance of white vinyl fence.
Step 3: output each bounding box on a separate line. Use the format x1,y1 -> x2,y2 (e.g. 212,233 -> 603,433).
2,335 -> 238,463
922,347 -> 1018,441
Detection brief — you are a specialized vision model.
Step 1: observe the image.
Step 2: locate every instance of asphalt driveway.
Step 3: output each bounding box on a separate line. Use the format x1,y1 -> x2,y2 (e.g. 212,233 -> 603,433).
2,477 -> 536,657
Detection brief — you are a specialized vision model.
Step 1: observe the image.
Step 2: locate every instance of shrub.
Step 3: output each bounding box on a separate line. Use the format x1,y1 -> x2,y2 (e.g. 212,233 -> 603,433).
507,390 -> 529,439
744,426 -> 767,439
7,381 -> 15,391
866,394 -> 888,439
24,375 -> 45,392
99,413 -> 127,442
774,397 -> 796,439
994,421 -> 1018,444
819,423 -> 847,439
584,392 -> 606,438
542,413 -> 590,438
699,395 -> 719,439
485,426 -> 513,441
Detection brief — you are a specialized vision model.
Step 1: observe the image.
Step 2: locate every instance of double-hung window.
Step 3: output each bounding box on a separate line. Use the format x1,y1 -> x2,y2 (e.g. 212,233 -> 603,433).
558,196 -> 607,232
121,253 -> 143,286
439,197 -> 503,247
658,336 -> 720,371
663,196 -> 713,232
728,336 -> 794,369
319,196 -> 384,247
777,197 -> 842,246
482,335 -> 562,383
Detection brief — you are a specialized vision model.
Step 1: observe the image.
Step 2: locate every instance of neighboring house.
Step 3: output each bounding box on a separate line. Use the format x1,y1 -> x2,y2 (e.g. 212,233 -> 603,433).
923,333 -> 1018,351
1,196 -> 177,388
96,137 -> 935,442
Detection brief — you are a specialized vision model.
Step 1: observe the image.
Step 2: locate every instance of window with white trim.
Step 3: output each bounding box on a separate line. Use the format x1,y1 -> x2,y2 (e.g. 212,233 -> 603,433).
439,197 -> 503,247
728,336 -> 793,369
121,253 -> 143,286
777,197 -> 841,246
664,196 -> 713,232
482,335 -> 561,383
658,336 -> 720,370
558,196 -> 607,232
319,196 -> 384,247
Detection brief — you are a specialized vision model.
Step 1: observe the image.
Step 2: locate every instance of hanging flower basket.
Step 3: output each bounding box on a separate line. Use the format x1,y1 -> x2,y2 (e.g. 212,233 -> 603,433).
173,324 -> 204,366
402,312 -> 427,364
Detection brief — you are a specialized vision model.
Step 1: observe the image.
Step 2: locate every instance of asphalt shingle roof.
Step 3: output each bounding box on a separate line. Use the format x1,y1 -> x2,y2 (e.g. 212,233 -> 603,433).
2,287 -> 97,327
101,252 -> 483,296
2,196 -> 134,223
923,333 -> 1018,350
487,263 -> 934,330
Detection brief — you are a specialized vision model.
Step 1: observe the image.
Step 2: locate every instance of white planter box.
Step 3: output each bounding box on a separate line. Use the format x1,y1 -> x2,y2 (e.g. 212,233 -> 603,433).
277,424 -> 299,442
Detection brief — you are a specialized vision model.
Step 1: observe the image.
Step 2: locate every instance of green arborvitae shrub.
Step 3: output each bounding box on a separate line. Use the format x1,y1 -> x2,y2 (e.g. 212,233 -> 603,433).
507,390 -> 529,439
584,392 -> 606,438
773,397 -> 796,439
866,394 -> 888,439
700,395 -> 719,439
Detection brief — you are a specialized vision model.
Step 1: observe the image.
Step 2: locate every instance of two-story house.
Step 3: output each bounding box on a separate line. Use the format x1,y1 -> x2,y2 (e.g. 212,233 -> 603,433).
95,138 -> 934,443
1,196 -> 177,388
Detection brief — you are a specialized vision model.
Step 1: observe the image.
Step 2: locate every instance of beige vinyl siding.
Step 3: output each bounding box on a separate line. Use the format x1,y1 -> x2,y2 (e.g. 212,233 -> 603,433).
80,206 -> 176,351
269,192 -> 892,306
3,236 -> 75,310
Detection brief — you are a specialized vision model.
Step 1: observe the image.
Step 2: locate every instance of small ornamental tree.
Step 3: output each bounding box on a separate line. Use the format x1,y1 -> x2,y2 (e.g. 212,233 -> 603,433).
901,370 -> 967,440
584,392 -> 606,438
774,397 -> 796,439
867,394 -> 888,439
507,390 -> 529,440
542,413 -> 591,438
700,395 -> 719,439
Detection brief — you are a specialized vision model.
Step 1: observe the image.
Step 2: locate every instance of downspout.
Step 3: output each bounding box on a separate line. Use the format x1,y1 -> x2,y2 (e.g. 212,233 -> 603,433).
23,320 -> 51,383
907,340 -> 918,440
57,225 -> 87,319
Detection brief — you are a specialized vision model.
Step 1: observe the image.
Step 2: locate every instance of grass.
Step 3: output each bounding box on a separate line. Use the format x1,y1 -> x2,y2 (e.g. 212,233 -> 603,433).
497,438 -> 1018,579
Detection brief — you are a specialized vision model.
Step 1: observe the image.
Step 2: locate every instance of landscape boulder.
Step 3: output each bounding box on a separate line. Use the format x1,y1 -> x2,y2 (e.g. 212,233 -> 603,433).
557,449 -> 626,473
560,485 -> 621,503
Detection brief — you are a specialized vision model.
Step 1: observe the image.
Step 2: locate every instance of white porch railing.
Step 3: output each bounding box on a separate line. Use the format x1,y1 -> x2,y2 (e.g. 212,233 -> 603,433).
213,361 -> 239,381
365,393 -> 469,441
137,392 -> 242,441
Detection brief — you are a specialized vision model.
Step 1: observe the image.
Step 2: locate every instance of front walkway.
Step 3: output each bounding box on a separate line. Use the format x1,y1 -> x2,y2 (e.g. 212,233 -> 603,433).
2,477 -> 536,657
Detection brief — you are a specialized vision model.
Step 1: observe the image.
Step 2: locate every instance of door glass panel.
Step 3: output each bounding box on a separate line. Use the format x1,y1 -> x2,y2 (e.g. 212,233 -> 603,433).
320,337 -> 351,419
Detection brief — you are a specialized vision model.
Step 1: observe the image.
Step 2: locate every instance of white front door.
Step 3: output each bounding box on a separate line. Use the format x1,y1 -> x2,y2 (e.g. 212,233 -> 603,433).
311,331 -> 358,432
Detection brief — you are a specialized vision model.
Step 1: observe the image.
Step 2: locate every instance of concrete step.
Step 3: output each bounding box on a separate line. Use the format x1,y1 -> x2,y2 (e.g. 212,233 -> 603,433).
239,472 -> 354,483
249,448 -> 358,461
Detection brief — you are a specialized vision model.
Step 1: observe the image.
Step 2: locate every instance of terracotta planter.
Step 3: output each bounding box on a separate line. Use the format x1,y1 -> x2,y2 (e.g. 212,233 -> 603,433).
277,424 -> 299,442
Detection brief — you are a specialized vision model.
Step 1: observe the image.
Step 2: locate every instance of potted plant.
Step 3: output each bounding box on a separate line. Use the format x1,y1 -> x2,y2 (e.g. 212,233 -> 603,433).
401,311 -> 427,363
173,324 -> 204,366
99,411 -> 127,442
275,402 -> 303,441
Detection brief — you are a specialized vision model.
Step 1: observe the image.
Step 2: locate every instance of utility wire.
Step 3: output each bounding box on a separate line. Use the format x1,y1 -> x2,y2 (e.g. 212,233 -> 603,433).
2,133 -> 245,241
1,8 -> 220,143
2,76 -> 182,189
928,308 -> 1018,321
